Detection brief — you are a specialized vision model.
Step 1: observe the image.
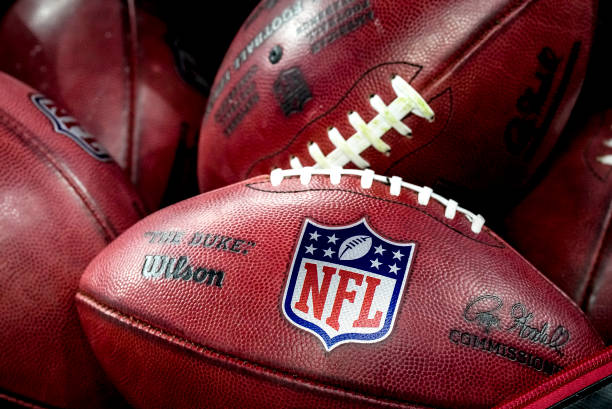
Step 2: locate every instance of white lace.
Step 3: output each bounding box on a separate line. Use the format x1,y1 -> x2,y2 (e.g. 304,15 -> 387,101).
269,167 -> 485,234
596,136 -> 612,165
290,74 -> 434,169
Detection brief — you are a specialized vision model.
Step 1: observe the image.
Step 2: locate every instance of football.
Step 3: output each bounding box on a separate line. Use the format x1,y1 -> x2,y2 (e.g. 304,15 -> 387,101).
338,235 -> 372,260
77,167 -> 603,408
503,109 -> 612,343
0,0 -> 207,209
0,72 -> 142,408
198,0 -> 596,212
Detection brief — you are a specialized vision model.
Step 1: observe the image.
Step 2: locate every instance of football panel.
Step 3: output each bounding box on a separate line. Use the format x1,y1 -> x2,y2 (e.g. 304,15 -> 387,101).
76,295 -> 425,409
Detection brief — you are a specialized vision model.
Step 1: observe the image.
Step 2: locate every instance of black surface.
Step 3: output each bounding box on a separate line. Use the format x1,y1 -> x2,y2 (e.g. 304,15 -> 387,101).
553,375 -> 612,409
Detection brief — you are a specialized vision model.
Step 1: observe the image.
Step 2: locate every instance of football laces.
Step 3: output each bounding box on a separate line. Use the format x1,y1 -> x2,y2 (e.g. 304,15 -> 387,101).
596,128 -> 612,165
270,167 -> 485,234
289,74 -> 434,170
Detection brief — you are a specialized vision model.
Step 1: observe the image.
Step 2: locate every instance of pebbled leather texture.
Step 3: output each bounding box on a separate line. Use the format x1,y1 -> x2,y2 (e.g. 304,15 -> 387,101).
78,172 -> 603,409
198,0 -> 596,214
504,109 -> 612,343
0,0 -> 207,210
0,72 -> 142,408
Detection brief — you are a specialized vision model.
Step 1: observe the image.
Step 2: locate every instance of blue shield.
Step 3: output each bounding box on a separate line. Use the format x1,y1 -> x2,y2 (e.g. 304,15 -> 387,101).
282,218 -> 415,351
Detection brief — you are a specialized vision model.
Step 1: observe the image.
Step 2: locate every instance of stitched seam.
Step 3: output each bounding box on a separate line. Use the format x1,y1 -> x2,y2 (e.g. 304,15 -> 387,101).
0,109 -> 117,242
497,351 -> 612,408
425,0 -> 536,93
77,292 -> 436,409
246,176 -> 503,248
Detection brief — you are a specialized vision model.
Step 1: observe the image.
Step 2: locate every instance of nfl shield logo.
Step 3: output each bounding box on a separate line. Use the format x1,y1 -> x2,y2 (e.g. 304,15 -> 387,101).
282,218 -> 415,351
273,67 -> 312,116
30,93 -> 112,162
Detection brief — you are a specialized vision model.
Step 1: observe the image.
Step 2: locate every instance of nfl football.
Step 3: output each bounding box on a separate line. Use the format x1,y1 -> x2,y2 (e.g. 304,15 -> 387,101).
198,0 -> 596,211
0,0 -> 207,209
0,72 -> 142,408
77,167 -> 603,409
504,109 -> 612,343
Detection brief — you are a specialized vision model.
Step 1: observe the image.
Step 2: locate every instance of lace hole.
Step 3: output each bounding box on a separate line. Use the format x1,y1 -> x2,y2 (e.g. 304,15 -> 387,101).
268,45 -> 283,64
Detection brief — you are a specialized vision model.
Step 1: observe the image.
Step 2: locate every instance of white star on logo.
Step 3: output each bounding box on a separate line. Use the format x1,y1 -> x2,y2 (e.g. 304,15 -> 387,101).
370,258 -> 381,269
393,250 -> 404,260
327,234 -> 338,244
374,244 -> 386,255
388,263 -> 400,274
305,244 -> 317,254
309,231 -> 320,241
323,248 -> 335,258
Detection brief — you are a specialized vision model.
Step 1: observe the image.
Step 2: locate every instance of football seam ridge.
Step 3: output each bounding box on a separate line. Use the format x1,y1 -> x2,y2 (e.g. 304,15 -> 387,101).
121,0 -> 139,183
0,107 -> 118,242
246,178 -> 503,248
76,291 -> 436,409
495,348 -> 612,408
0,390 -> 55,409
269,168 -> 486,234
426,0 -> 537,92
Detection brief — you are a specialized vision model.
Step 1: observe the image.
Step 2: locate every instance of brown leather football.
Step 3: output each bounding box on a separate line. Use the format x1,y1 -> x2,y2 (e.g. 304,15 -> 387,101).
0,0 -> 207,210
77,167 -> 603,408
504,109 -> 612,343
0,72 -> 143,407
198,0 -> 596,214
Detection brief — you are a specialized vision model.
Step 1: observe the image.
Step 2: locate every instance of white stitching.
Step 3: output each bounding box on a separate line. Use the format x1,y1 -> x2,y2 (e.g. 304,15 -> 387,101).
327,126 -> 370,168
360,169 -> 375,189
268,168 -> 485,234
329,166 -> 342,185
445,199 -> 458,219
597,138 -> 612,165
307,142 -> 330,168
389,176 -> 402,196
290,75 -> 434,170
417,186 -> 433,206
299,167 -> 312,185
